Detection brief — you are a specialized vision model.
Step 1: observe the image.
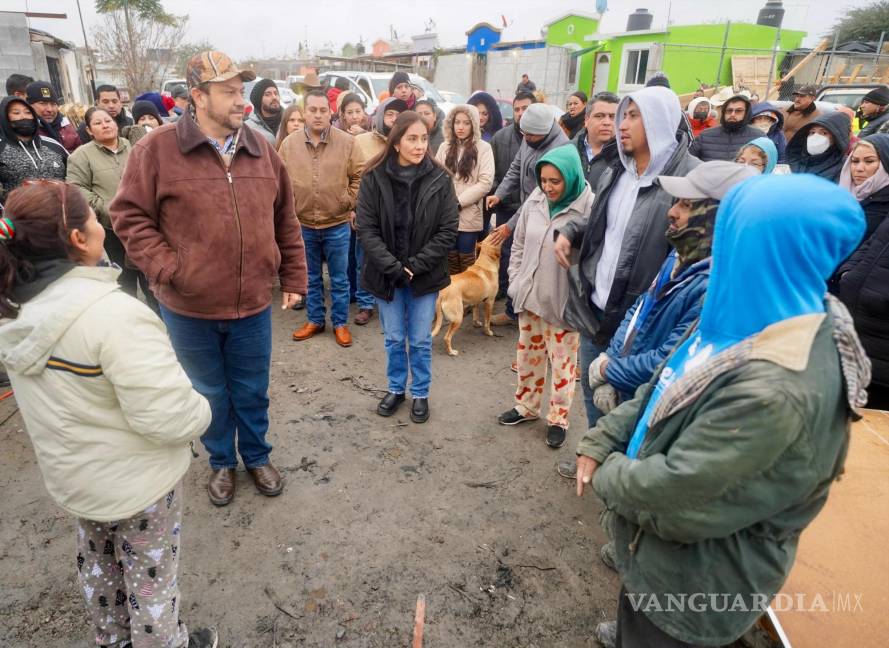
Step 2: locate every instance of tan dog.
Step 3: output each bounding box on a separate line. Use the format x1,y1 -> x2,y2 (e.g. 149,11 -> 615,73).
431,236 -> 502,356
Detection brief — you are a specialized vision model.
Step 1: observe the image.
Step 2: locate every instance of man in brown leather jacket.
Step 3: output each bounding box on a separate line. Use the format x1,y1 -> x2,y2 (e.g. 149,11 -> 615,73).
111,51 -> 307,507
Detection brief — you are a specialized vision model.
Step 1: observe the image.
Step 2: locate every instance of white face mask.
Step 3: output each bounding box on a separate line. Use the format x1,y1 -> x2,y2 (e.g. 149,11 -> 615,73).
751,120 -> 773,134
806,132 -> 831,156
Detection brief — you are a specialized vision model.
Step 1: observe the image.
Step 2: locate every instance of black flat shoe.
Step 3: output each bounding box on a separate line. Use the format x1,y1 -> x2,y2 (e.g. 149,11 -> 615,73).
546,425 -> 567,448
377,392 -> 405,417
410,398 -> 429,424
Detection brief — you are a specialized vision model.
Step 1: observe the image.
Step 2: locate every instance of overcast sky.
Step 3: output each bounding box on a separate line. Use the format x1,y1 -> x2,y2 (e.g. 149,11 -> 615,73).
1,0 -> 873,59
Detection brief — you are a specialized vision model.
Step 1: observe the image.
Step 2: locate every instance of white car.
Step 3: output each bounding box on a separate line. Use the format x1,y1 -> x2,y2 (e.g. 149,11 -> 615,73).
319,71 -> 456,114
274,80 -> 296,108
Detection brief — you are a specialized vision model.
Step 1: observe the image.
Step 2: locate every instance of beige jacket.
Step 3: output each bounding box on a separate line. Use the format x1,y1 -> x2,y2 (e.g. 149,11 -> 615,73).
279,126 -> 365,229
355,130 -> 387,167
435,105 -> 495,232
0,266 -> 211,521
508,184 -> 594,329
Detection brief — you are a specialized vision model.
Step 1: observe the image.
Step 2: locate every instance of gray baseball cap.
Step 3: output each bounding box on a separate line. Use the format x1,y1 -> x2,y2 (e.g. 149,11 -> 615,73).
658,161 -> 759,201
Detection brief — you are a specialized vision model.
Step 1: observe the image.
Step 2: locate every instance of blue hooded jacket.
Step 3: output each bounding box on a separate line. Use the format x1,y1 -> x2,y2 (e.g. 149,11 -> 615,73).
604,252 -> 709,397
745,136 -> 778,174
750,102 -> 786,163
627,174 -> 865,458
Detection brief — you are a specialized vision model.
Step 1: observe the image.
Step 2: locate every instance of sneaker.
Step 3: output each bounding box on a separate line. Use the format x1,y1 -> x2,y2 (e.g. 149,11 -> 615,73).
557,460 -> 577,479
546,425 -> 567,448
510,361 -> 517,373
594,621 -> 617,648
600,541 -> 617,572
188,627 -> 219,648
497,408 -> 539,426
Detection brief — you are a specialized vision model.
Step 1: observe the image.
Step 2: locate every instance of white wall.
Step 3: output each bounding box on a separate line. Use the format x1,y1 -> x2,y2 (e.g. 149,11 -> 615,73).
434,53 -> 472,98
485,47 -> 571,106
0,13 -> 38,83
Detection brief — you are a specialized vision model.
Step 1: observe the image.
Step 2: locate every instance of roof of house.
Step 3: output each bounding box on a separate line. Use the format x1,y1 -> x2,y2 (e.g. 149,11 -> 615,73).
465,22 -> 503,36
544,11 -> 602,26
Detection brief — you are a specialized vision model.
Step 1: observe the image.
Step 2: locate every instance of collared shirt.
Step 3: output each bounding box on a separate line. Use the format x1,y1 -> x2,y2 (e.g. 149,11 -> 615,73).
207,132 -> 236,156
304,126 -> 330,149
583,137 -> 595,163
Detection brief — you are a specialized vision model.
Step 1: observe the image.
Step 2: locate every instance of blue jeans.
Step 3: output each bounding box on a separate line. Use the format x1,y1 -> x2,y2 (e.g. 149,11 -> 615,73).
302,222 -> 351,328
160,305 -> 273,470
376,288 -> 438,398
353,237 -> 376,310
580,334 -> 606,429
453,230 -> 481,254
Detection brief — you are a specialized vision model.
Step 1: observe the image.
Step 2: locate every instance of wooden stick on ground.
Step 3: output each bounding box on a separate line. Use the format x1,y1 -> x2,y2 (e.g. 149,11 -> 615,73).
412,594 -> 426,648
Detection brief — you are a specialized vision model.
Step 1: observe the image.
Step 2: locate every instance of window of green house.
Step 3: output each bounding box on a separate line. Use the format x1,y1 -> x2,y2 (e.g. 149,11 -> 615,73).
624,48 -> 650,86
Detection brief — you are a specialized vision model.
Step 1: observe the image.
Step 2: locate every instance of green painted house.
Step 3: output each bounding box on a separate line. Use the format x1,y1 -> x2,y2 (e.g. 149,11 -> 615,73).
542,11 -> 806,98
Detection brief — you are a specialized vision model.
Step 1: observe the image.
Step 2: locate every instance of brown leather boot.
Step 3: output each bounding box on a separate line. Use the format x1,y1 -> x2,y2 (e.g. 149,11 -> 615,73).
458,252 -> 476,273
247,463 -> 284,496
207,468 -> 236,506
447,251 -> 462,275
292,322 -> 325,341
334,325 -> 353,347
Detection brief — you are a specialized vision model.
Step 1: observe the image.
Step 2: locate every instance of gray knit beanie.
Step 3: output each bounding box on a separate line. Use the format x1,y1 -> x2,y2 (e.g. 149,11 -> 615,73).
520,103 -> 554,135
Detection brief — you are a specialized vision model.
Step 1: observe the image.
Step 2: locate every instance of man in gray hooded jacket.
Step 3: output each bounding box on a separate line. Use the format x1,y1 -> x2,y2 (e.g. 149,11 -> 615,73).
553,86 -> 700,431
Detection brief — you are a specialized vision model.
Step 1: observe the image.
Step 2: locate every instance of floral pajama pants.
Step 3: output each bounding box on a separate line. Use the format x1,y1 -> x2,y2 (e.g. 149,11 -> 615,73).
514,311 -> 580,428
75,482 -> 187,648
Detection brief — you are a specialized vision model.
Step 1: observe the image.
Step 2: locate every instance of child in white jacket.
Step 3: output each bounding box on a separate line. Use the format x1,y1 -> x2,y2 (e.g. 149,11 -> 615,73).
0,181 -> 217,648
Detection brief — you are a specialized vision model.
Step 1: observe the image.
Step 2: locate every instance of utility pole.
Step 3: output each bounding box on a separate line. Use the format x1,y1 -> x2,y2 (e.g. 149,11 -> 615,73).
75,0 -> 98,98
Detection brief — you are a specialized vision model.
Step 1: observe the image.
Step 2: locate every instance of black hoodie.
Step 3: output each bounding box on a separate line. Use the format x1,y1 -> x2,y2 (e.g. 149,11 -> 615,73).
786,110 -> 851,182
688,94 -> 761,161
0,96 -> 67,202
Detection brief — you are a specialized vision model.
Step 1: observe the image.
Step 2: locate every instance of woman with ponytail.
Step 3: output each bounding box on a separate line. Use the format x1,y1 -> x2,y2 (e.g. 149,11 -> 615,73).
0,181 -> 218,647
435,104 -> 495,273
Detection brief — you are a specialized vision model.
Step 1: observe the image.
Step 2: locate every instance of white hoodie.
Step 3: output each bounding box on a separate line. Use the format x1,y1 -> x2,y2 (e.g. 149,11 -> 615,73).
592,87 -> 682,310
0,266 -> 210,521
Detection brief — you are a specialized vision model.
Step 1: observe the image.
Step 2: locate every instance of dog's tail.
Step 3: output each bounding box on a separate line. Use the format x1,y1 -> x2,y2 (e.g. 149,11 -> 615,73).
431,293 -> 444,337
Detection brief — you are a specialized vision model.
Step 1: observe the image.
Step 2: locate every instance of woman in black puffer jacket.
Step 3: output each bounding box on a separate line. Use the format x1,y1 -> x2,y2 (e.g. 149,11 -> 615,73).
835,133 -> 889,409
357,111 -> 459,423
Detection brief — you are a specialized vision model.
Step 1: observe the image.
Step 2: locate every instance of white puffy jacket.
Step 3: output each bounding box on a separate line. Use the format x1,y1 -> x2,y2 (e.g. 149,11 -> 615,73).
0,266 -> 210,521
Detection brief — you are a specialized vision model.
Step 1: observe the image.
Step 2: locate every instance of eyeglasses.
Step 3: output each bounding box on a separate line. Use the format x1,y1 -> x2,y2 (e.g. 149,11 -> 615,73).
723,107 -> 746,115
23,179 -> 69,229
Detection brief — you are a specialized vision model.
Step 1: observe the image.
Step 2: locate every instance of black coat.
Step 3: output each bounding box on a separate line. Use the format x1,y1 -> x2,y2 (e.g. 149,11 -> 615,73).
572,131 -> 619,193
837,215 -> 889,389
688,95 -> 760,162
786,111 -> 852,182
490,124 -> 523,214
357,157 -> 459,301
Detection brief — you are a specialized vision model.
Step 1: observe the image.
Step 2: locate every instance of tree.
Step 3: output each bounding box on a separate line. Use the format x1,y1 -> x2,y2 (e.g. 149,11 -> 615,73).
173,40 -> 215,77
829,0 -> 889,42
92,6 -> 187,94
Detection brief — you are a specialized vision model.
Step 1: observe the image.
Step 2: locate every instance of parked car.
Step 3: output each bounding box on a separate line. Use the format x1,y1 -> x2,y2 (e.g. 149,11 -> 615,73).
815,83 -> 885,109
319,71 -> 456,115
438,91 -> 466,106
160,78 -> 186,96
274,80 -> 296,107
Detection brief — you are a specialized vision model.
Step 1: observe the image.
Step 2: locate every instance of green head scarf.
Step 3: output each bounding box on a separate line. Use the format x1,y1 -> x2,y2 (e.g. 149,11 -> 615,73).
535,144 -> 586,218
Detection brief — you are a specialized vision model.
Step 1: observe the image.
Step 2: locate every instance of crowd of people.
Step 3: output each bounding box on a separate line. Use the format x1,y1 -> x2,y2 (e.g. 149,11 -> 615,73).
0,52 -> 885,648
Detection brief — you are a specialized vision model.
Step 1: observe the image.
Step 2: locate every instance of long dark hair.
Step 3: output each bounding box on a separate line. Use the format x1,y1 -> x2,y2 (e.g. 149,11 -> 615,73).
275,104 -> 303,149
443,107 -> 478,182
367,110 -> 442,173
0,181 -> 91,318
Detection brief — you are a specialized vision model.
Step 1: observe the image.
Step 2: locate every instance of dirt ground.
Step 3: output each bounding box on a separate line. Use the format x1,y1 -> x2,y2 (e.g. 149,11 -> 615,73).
0,295 -> 618,648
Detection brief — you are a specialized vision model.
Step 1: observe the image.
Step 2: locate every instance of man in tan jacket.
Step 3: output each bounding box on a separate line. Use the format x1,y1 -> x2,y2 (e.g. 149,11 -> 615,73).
280,89 -> 365,347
